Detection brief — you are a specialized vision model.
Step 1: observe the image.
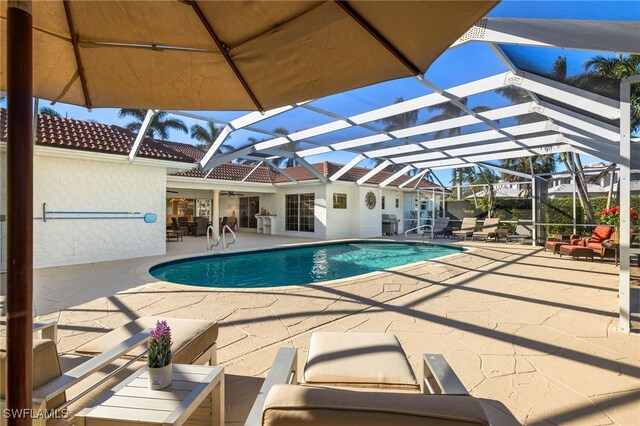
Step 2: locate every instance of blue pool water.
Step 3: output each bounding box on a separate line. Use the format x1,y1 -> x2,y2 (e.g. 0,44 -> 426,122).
150,241 -> 465,288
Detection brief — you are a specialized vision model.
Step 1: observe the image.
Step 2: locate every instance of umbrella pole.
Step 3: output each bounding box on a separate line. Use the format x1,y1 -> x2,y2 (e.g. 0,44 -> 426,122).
6,1 -> 33,424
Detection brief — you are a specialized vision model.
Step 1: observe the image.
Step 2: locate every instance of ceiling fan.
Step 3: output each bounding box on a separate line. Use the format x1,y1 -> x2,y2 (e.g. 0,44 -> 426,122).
220,191 -> 244,197
166,190 -> 179,194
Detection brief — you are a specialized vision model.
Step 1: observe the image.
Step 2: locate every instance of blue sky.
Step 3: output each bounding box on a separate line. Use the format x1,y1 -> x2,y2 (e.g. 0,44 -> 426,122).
13,0 -> 640,184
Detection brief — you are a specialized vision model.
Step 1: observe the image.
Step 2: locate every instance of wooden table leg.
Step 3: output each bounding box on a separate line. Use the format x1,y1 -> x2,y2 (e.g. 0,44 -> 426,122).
211,375 -> 224,426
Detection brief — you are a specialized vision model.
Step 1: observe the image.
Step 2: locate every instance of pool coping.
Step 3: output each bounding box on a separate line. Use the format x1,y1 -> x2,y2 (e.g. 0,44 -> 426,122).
136,238 -> 475,293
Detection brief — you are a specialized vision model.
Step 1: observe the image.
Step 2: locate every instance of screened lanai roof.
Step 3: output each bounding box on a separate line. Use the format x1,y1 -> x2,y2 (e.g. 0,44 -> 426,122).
146,17 -> 640,185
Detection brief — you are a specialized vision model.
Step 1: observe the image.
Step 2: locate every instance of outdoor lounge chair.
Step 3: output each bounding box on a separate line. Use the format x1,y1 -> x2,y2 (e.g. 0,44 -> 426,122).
429,217 -> 450,238
451,217 -> 477,240
0,322 -> 152,426
245,332 -> 502,426
472,218 -> 500,241
1,318 -> 219,425
506,221 -> 533,244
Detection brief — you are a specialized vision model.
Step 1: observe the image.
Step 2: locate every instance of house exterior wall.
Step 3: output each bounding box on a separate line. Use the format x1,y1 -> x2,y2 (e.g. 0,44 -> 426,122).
325,184 -> 358,239
31,154 -> 167,268
269,184 -> 327,239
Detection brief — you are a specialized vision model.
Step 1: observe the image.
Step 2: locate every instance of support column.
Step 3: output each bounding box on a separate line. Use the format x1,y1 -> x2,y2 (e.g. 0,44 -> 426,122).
618,77 -> 637,332
572,171 -> 577,235
6,1 -> 34,423
213,190 -> 220,235
531,177 -> 537,246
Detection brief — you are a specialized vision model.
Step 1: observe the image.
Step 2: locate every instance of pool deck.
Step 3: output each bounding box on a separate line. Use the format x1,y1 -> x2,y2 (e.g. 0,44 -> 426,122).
18,234 -> 640,424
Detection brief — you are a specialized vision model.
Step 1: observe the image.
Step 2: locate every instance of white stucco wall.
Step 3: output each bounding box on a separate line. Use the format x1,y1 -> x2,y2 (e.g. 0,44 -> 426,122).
354,186 -> 383,238
270,184 -> 326,239
32,154 -> 167,268
325,184 -> 358,239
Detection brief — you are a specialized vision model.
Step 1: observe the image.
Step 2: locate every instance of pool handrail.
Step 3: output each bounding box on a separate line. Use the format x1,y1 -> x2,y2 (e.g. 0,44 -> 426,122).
222,224 -> 236,250
405,223 -> 433,240
207,225 -> 220,251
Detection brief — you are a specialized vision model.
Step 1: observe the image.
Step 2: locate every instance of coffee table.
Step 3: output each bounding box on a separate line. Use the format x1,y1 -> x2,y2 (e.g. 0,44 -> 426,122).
77,364 -> 224,426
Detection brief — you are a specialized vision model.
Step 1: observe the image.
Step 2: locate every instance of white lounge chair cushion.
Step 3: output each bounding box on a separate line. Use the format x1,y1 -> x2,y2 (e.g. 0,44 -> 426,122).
304,332 -> 418,390
75,316 -> 218,365
263,384 -> 490,425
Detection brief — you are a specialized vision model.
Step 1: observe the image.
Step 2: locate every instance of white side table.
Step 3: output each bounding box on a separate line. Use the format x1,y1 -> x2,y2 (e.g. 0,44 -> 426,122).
77,364 -> 224,426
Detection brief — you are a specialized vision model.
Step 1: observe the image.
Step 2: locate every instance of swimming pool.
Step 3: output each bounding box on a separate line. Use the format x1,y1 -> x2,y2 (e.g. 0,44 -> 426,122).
150,241 -> 465,289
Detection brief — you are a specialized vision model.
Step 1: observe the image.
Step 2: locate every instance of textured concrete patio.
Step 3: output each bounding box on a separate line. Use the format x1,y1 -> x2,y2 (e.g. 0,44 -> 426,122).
30,234 -> 640,425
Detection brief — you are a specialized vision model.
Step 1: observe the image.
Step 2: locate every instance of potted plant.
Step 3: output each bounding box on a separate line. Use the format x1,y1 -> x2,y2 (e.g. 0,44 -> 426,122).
148,320 -> 173,390
599,206 -> 639,243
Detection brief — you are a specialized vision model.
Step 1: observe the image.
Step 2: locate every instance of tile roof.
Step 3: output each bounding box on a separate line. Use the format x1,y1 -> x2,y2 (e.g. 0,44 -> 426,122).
159,141 -> 207,162
0,108 -> 196,163
1,108 -> 440,189
272,161 -> 440,189
172,162 -> 280,183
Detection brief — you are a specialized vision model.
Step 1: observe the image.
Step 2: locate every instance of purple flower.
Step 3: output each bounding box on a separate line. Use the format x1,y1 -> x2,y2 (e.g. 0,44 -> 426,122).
151,320 -> 172,340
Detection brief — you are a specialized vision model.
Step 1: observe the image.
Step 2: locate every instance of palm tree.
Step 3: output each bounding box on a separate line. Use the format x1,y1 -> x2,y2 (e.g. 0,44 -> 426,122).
426,98 -> 489,199
190,122 -> 233,152
378,97 -> 419,132
471,169 -> 499,215
367,97 -> 422,173
583,54 -> 639,132
118,109 -> 188,140
39,106 -> 62,117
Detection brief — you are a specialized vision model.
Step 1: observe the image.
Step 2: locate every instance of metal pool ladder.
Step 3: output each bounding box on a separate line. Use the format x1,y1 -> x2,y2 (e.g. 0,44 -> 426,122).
222,225 -> 236,250
206,225 -> 220,251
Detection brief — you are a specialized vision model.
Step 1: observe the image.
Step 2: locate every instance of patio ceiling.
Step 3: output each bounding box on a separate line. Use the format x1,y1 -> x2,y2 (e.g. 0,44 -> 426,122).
150,18 -> 639,186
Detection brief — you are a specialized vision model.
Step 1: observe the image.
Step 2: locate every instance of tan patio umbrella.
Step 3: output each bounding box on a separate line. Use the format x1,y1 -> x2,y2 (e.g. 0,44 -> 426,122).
1,0 -> 498,419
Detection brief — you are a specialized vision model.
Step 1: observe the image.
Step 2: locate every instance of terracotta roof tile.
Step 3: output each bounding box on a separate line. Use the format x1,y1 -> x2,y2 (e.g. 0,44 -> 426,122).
0,108 -> 196,163
273,161 -> 440,189
0,109 -> 441,189
172,162 -> 279,183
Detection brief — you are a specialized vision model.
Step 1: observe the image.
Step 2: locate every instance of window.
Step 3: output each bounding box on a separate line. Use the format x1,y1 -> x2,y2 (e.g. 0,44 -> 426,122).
285,193 -> 315,232
395,198 -> 400,208
333,193 -> 347,209
381,196 -> 386,210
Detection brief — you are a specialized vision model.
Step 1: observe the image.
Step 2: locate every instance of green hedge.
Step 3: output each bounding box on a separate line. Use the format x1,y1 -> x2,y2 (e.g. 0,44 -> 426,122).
544,196 -> 640,235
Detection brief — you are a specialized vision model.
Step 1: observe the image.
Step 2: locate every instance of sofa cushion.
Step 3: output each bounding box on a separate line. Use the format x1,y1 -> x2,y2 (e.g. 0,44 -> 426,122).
304,332 -> 418,390
76,317 -> 218,365
262,385 -> 489,426
0,338 -> 66,409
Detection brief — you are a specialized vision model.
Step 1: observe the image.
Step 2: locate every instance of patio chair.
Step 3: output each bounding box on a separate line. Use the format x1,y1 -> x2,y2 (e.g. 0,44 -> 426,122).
177,216 -> 190,235
0,322 -> 152,426
430,217 -> 450,238
472,218 -> 500,241
0,317 -> 219,425
192,216 -> 210,236
506,221 -> 533,244
219,216 -> 228,234
245,332 -> 495,426
226,216 -> 238,231
171,217 -> 186,238
451,217 -> 477,240
75,316 -> 219,366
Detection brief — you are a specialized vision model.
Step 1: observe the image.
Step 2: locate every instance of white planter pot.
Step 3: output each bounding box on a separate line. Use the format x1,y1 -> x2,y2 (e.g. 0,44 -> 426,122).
148,363 -> 172,390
